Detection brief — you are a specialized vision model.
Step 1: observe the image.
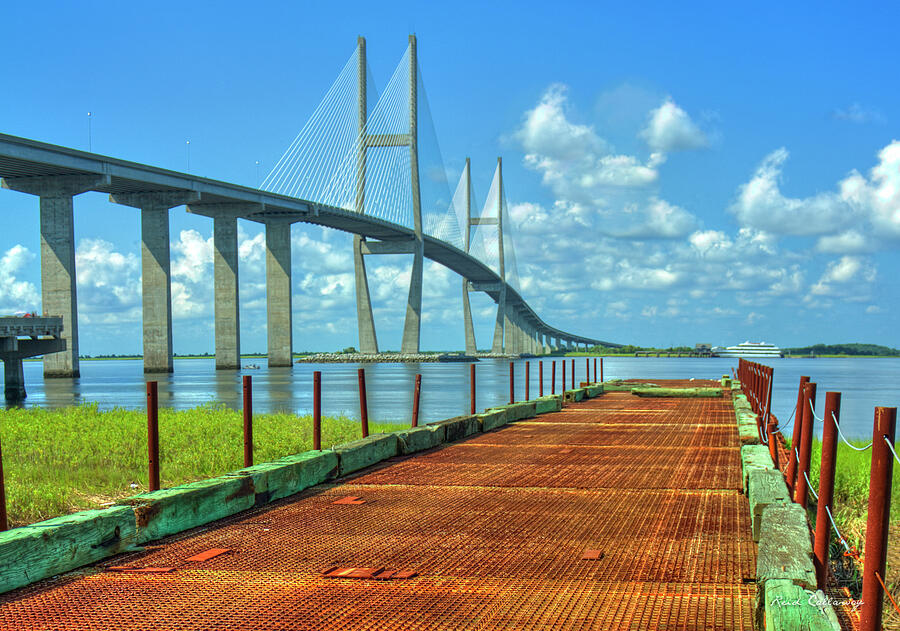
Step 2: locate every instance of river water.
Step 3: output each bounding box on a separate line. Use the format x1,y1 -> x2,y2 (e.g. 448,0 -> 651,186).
8,356 -> 899,440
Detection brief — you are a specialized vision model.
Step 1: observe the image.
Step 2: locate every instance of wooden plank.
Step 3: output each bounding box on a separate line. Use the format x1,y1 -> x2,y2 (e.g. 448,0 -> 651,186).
741,444 -> 775,493
748,468 -> 790,540
757,503 -> 816,590
334,434 -> 400,476
0,506 -> 137,594
763,579 -> 841,630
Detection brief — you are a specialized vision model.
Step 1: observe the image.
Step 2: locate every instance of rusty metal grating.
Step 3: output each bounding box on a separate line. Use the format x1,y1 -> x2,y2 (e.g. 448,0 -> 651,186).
0,385 -> 756,630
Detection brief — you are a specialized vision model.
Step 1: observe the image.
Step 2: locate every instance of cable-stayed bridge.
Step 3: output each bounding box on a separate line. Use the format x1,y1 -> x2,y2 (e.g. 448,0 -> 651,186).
0,35 -> 614,381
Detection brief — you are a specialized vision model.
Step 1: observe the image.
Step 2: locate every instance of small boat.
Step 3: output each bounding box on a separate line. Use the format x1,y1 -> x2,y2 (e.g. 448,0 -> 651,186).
713,342 -> 783,358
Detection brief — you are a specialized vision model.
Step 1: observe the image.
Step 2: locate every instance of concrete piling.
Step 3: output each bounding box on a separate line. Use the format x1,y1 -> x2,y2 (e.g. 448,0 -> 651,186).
214,214 -> 241,369
265,220 -> 293,367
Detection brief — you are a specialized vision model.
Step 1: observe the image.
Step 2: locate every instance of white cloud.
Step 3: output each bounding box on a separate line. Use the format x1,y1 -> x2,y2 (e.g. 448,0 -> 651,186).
514,85 -> 699,241
75,238 -> 141,322
866,305 -> 882,314
809,256 -> 877,297
729,148 -> 857,235
815,230 -> 869,254
0,245 -> 40,312
832,103 -> 885,124
640,98 -> 708,152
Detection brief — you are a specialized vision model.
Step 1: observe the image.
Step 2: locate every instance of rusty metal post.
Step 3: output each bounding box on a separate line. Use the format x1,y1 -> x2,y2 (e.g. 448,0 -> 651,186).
766,367 -> 774,425
814,391 -> 841,589
470,364 -> 476,414
786,375 -> 810,495
585,358 -> 589,384
551,360 -> 556,395
146,381 -> 160,492
860,406 -> 896,631
561,360 -> 566,394
357,368 -> 369,438
539,361 -> 544,397
767,416 -> 779,470
242,375 -> 253,467
593,358 -> 597,383
412,374 -> 422,427
313,371 -> 322,450
525,361 -> 531,400
600,357 -> 603,382
0,434 -> 7,531
509,361 -> 515,404
794,382 -> 817,508
571,359 -> 575,389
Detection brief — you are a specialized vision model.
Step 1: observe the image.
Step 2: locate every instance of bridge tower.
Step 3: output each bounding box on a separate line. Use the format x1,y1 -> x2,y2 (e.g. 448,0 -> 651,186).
353,35 -> 424,354
460,158 -> 478,356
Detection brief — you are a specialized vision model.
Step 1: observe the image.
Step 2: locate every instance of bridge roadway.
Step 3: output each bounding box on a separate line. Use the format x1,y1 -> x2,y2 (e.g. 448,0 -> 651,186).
0,132 -> 614,376
0,381 -> 756,630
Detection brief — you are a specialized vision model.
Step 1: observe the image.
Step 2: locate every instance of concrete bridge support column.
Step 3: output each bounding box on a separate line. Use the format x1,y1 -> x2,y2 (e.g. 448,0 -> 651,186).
111,191 -> 199,373
462,280 -> 476,356
3,357 -> 25,400
507,311 -> 520,355
265,220 -> 293,367
543,333 -> 551,355
400,241 -> 424,354
353,236 -> 378,354
492,287 -> 507,354
214,215 -> 241,369
2,175 -> 109,377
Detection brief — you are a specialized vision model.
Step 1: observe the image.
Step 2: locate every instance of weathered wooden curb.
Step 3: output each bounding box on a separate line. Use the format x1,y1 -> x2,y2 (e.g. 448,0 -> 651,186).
731,382 -> 841,630
0,380 -> 607,595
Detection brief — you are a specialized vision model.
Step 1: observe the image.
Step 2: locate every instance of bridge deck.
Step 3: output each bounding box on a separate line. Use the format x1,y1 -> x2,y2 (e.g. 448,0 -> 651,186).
0,382 -> 756,630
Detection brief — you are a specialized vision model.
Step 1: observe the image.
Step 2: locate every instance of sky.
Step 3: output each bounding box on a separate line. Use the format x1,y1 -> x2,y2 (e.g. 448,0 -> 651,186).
0,1 -> 898,355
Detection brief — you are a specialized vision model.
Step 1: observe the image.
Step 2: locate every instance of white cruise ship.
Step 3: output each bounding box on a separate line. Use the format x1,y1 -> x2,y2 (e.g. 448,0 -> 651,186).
713,341 -> 783,358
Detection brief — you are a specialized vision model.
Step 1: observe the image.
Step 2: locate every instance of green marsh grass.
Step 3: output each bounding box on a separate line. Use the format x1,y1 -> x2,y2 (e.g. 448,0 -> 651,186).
0,403 -> 397,528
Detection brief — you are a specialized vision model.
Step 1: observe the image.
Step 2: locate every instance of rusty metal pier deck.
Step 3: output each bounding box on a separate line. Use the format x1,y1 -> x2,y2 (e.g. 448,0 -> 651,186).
0,380 -> 756,630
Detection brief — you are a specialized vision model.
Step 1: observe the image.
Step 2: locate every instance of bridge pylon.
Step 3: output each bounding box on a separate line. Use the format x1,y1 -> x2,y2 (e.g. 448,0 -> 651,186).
353,35 -> 424,354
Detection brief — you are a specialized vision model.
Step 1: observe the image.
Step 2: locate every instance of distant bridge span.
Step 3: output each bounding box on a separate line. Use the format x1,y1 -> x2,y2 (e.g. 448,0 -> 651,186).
0,132 -> 616,376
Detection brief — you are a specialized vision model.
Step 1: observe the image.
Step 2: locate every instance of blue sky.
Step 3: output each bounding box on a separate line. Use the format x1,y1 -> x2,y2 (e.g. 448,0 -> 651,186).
1,1 -> 898,354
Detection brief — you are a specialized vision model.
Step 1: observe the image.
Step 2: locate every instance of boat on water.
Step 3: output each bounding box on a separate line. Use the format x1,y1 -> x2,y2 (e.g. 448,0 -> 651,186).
712,341 -> 783,358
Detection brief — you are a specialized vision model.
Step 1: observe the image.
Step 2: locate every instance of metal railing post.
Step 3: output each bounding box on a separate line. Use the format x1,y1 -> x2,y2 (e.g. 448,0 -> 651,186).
470,364 -> 476,415
313,371 -> 322,450
539,361 -> 544,397
551,361 -> 556,395
358,368 -> 369,438
509,362 -> 515,404
786,375 -> 811,495
411,374 -> 422,427
860,406 -> 896,631
794,382 -> 817,508
146,381 -> 160,492
242,375 -> 253,467
814,391 -> 840,589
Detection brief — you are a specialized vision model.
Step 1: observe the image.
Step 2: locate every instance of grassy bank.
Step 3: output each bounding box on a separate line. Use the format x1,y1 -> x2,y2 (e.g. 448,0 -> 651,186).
0,403 -> 397,528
